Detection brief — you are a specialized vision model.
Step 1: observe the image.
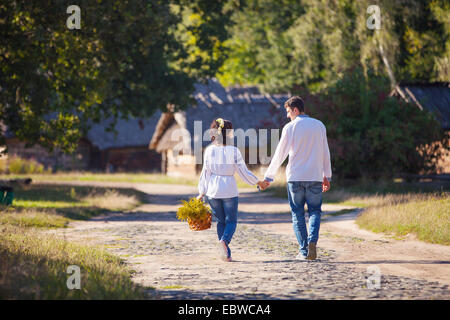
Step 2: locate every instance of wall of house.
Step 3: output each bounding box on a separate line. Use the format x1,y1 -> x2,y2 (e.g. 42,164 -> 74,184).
104,147 -> 162,173
5,139 -> 162,173
166,150 -> 197,177
163,146 -> 271,178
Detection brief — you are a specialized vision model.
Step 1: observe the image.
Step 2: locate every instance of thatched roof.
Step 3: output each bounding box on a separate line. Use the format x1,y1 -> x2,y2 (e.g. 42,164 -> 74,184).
154,123 -> 183,153
86,111 -> 162,150
149,112 -> 175,150
150,79 -> 290,152
3,111 -> 162,151
4,78 -> 290,152
393,82 -> 450,130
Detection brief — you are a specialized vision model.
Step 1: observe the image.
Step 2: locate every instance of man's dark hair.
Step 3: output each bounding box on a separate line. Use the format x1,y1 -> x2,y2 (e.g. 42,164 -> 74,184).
285,96 -> 305,113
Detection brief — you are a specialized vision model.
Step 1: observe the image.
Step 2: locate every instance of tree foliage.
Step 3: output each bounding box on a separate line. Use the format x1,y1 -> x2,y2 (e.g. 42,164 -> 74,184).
305,68 -> 448,179
218,0 -> 450,93
0,0 -> 232,153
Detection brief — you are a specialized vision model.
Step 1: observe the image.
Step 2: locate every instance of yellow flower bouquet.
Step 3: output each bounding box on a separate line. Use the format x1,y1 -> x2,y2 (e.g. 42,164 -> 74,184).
176,197 -> 212,231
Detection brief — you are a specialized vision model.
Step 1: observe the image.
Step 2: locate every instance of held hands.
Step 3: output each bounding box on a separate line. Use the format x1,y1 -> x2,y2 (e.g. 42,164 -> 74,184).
257,180 -> 270,191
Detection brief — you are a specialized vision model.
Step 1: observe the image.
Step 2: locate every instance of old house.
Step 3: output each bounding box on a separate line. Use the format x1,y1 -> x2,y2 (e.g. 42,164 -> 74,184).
149,79 -> 290,177
391,82 -> 450,173
4,112 -> 162,172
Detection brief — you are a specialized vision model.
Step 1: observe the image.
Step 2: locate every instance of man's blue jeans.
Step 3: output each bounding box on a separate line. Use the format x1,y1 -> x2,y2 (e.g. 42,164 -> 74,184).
287,181 -> 323,256
206,196 -> 239,245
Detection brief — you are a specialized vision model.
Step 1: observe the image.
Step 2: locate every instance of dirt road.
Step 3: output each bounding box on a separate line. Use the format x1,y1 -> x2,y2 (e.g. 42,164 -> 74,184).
48,182 -> 450,299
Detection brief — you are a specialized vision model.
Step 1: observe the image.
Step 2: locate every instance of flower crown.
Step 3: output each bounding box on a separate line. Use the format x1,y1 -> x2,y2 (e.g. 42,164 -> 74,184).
216,118 -> 225,135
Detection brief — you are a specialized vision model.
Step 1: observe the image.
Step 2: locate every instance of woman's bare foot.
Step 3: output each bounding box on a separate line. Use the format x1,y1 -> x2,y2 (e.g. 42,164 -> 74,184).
219,240 -> 229,261
219,240 -> 232,262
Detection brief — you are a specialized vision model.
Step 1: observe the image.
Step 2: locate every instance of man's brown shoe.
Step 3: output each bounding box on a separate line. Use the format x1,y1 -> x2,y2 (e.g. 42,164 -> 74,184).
306,242 -> 317,260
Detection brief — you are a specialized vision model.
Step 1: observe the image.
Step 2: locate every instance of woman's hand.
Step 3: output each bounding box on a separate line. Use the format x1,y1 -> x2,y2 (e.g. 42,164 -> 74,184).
196,193 -> 205,200
257,180 -> 270,191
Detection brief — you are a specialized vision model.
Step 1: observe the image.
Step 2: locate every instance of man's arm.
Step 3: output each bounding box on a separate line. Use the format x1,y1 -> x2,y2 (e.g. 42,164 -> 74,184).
264,126 -> 291,183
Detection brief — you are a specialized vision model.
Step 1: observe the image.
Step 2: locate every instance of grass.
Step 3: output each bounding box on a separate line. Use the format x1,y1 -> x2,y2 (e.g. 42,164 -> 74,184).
0,183 -> 151,299
266,174 -> 450,245
0,172 -> 200,186
268,177 -> 449,204
0,171 -> 257,189
160,285 -> 184,289
0,184 -> 146,228
0,224 -> 148,299
356,195 -> 450,245
2,172 -> 449,246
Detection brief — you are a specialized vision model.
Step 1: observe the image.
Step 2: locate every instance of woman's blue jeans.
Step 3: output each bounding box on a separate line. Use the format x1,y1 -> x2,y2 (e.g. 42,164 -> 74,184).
206,196 -> 239,245
287,181 -> 323,256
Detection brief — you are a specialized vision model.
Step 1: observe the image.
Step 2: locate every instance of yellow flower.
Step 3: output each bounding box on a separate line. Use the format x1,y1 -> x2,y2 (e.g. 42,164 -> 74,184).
216,118 -> 224,135
176,197 -> 211,221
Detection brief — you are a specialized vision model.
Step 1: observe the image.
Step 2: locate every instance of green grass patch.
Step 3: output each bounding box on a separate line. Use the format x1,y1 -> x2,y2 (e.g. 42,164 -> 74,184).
356,195 -> 450,245
0,210 -> 69,228
0,224 -> 150,299
0,173 -> 199,186
267,178 -> 450,245
0,172 -> 256,189
160,285 -> 184,289
268,179 -> 449,204
0,184 -> 152,299
0,184 -> 146,228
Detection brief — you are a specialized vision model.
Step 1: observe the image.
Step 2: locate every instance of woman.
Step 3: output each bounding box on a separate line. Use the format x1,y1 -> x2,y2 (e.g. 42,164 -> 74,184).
197,118 -> 266,262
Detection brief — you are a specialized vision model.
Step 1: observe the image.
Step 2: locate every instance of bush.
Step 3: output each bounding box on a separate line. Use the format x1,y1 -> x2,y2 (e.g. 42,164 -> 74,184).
305,68 -> 448,180
7,157 -> 46,174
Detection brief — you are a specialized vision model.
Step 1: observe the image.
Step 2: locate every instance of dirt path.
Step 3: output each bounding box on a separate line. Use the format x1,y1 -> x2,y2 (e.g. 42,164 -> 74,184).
47,181 -> 450,299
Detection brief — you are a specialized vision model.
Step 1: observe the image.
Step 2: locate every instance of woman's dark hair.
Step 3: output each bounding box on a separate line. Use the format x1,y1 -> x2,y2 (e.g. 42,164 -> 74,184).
285,96 -> 305,113
210,118 -> 233,145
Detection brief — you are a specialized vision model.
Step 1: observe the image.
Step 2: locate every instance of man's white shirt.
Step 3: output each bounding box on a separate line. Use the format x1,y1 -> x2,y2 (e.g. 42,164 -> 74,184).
264,115 -> 332,183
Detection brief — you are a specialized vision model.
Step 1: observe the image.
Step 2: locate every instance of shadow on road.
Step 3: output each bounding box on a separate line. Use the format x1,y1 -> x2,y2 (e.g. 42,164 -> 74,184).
330,260 -> 450,265
150,288 -> 286,300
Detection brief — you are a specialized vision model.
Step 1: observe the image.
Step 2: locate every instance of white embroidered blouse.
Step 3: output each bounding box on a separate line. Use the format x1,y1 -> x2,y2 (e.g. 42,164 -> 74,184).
198,144 -> 259,199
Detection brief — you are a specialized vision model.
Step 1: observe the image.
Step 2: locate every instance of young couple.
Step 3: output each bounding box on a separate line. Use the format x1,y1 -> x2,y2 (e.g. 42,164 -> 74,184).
197,96 -> 332,262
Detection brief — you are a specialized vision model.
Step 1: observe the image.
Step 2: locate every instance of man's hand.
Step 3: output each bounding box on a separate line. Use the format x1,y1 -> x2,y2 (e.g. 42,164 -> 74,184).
257,180 -> 270,191
322,177 -> 331,192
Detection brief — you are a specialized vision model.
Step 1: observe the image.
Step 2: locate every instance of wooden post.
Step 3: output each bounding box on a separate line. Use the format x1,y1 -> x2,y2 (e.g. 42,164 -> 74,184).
161,151 -> 167,174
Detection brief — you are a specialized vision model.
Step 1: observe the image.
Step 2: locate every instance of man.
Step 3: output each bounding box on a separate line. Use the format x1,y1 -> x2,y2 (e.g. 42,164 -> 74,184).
261,96 -> 332,261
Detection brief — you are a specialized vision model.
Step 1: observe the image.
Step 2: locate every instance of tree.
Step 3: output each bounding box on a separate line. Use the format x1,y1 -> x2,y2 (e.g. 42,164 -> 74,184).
307,68 -> 448,179
0,0 -> 232,153
216,0 -> 304,91
429,0 -> 450,81
218,0 -> 449,93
